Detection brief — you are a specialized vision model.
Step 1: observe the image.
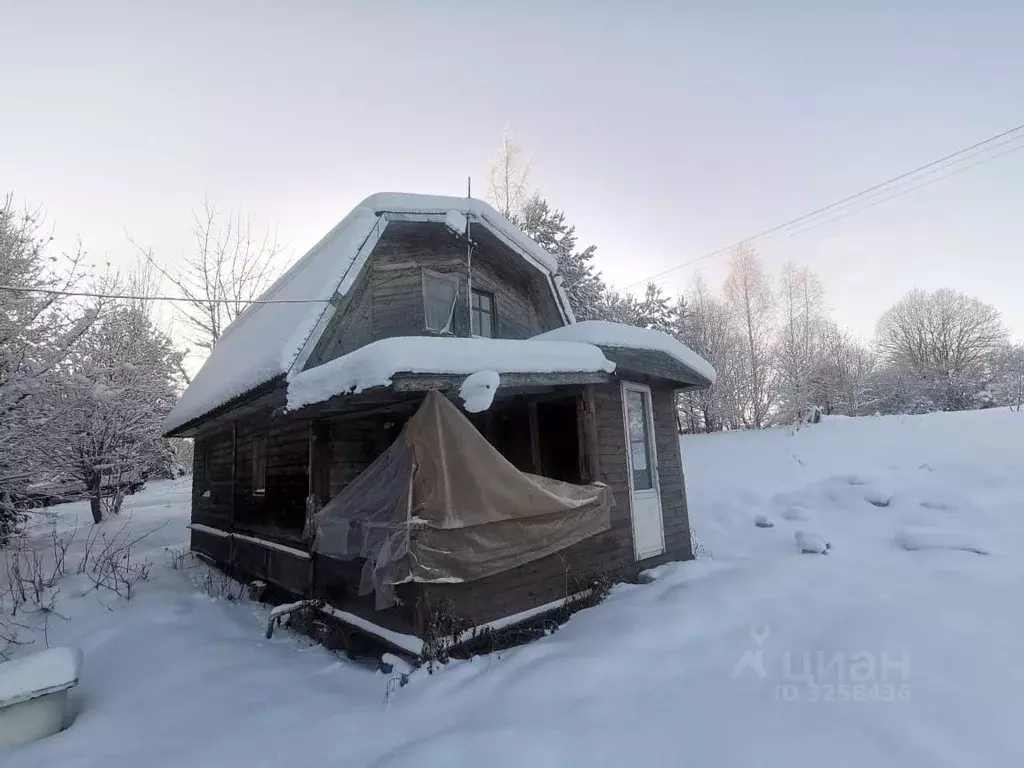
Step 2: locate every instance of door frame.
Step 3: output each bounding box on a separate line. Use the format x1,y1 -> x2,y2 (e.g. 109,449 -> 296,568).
620,381 -> 666,560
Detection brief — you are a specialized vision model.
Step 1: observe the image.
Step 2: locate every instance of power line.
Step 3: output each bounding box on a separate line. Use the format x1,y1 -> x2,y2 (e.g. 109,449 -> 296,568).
780,140 -> 1024,241
624,121 -> 1024,290
0,285 -> 331,305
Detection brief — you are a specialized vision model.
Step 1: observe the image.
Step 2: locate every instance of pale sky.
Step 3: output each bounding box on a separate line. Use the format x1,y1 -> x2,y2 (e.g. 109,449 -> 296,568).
3,0 -> 1023,346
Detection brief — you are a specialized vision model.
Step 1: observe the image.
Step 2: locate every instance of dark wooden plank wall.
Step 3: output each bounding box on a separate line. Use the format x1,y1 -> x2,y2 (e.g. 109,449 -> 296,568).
420,379 -> 693,627
232,416 -> 309,534
303,221 -> 566,370
189,379 -> 695,634
306,267 -> 375,367
191,427 -> 234,529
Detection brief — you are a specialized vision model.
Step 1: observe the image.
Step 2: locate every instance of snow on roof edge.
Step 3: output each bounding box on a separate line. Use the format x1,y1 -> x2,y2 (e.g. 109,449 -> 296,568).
164,192 -> 577,435
531,321 -> 717,385
286,336 -> 616,412
162,207 -> 383,435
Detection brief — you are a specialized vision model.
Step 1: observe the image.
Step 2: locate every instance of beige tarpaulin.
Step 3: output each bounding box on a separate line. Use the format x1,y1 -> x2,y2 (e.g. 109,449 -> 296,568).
313,390 -> 613,608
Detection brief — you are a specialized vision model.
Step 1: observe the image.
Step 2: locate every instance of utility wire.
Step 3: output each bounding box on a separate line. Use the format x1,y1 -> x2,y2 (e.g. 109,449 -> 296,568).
780,141 -> 1024,241
0,285 -> 330,305
5,122 -> 1023,305
624,121 -> 1024,290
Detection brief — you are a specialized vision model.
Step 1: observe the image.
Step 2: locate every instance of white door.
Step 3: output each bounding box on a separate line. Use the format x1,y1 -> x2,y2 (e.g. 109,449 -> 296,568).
622,382 -> 665,560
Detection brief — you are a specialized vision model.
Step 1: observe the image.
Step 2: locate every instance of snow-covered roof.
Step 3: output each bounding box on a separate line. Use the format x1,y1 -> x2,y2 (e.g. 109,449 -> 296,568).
286,336 -> 616,411
163,193 -> 575,435
531,321 -> 717,385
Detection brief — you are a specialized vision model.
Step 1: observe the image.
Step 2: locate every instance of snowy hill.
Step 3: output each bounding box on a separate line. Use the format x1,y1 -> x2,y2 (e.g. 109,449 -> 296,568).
4,408 -> 1024,766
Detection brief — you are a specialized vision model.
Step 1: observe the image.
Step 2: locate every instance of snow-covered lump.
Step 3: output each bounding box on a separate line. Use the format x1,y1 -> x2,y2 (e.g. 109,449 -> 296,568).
458,370 -> 500,413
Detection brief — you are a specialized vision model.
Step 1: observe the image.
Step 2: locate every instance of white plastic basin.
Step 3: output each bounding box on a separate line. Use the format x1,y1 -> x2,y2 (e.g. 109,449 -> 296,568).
0,647 -> 82,749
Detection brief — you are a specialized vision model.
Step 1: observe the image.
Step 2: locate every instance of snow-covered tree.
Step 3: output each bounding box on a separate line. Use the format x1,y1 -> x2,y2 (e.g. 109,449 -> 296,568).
984,342 -> 1024,411
724,245 -> 776,428
518,194 -> 606,320
131,197 -> 283,358
51,301 -> 183,523
598,283 -> 679,332
775,263 -> 829,423
676,275 -> 745,432
0,196 -> 95,541
487,128 -> 531,220
875,288 -> 1007,411
814,326 -> 876,416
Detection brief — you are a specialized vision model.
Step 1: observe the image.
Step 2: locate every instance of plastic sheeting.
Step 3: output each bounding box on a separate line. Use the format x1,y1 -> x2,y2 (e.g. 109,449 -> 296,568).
313,391 -> 613,608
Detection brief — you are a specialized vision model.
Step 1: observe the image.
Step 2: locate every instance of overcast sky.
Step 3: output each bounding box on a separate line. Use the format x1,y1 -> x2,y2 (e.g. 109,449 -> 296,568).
3,0 -> 1023,343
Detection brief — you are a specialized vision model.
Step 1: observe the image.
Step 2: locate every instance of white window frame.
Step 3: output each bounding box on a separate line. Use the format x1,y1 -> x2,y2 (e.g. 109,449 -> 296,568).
421,268 -> 461,334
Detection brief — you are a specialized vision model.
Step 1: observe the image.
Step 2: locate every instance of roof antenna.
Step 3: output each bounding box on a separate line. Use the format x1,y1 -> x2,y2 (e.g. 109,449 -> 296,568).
465,176 -> 474,336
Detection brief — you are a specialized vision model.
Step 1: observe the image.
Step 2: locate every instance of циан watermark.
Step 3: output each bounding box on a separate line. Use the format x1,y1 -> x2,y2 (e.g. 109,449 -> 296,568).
732,625 -> 911,703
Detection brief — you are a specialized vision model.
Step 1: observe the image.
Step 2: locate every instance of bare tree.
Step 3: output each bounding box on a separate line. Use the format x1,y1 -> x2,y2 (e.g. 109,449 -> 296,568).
131,197 -> 283,354
986,342 -> 1024,411
815,325 -> 876,416
487,128 -> 531,220
875,288 -> 1007,410
677,274 -> 744,432
724,245 -> 776,428
775,263 -> 829,423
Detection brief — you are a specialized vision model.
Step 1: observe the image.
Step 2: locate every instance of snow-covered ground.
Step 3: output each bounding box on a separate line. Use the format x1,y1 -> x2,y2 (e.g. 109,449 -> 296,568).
4,408 -> 1024,766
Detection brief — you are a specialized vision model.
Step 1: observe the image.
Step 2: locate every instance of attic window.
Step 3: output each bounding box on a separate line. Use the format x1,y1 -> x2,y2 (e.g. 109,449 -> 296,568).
422,269 -> 460,334
471,289 -> 495,338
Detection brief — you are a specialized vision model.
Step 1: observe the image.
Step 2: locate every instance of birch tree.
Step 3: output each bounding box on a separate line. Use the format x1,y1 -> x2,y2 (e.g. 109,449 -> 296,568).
724,245 -> 776,428
775,263 -> 829,423
677,275 -> 744,432
131,198 -> 283,356
815,325 -> 876,416
487,128 -> 532,220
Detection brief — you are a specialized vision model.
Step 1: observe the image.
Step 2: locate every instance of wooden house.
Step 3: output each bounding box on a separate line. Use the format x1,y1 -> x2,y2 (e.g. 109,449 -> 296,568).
163,193 -> 715,656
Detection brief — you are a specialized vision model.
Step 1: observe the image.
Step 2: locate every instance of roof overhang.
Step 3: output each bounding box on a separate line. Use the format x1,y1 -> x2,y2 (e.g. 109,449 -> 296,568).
391,370 -> 613,394
598,346 -> 713,389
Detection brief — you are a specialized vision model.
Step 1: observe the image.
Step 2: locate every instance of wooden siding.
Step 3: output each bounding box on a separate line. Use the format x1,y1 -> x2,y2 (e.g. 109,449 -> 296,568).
188,377 -> 695,635
233,416 -> 309,535
191,427 -> 234,529
306,267 -> 374,368
301,221 -> 566,375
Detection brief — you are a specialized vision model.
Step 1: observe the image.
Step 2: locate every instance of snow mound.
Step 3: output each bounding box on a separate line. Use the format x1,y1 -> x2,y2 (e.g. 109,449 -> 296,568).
895,528 -> 990,555
531,320 -> 716,384
459,370 -> 500,413
794,530 -> 830,554
781,506 -> 809,521
287,337 -> 615,410
0,647 -> 82,707
444,209 -> 467,236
